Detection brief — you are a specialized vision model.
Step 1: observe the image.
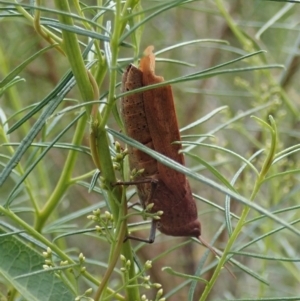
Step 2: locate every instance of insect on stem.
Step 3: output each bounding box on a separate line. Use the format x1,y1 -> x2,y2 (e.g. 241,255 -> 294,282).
120,45 -> 234,277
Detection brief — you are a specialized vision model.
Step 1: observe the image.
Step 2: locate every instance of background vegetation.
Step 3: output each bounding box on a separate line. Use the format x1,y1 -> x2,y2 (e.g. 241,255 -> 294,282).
1,1 -> 300,301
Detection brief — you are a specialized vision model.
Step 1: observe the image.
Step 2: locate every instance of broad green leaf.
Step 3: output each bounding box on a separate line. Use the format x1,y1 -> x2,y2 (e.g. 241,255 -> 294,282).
0,228 -> 75,301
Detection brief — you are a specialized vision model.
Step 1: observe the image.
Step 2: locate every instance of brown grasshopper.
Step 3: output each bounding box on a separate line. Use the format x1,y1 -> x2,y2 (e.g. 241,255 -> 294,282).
120,47 -> 236,279
121,46 -> 201,242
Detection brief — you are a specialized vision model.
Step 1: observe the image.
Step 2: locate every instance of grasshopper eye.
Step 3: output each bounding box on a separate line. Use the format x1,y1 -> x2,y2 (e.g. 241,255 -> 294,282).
156,221 -> 161,229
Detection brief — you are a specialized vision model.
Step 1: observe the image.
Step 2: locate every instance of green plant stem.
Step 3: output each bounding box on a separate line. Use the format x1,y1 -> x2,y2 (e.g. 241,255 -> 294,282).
35,114 -> 88,231
55,0 -> 128,296
105,1 -> 140,299
91,0 -> 140,299
99,0 -> 139,129
199,116 -> 277,301
199,204 -> 251,301
73,0 -> 104,65
49,1 -> 139,300
94,200 -> 128,301
14,1 -> 63,48
34,0 -> 96,229
54,0 -> 94,109
33,0 -> 65,55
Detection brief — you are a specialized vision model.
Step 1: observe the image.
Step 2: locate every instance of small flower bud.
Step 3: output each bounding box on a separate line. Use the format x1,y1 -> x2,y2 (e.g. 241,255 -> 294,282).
145,260 -> 152,269
60,261 -> 67,266
115,141 -> 121,152
143,275 -> 150,282
156,288 -> 163,297
80,266 -> 86,273
45,259 -> 52,265
79,253 -> 85,262
95,225 -> 102,232
105,211 -> 111,219
113,162 -> 120,170
93,208 -> 101,216
115,153 -> 123,161
146,203 -> 154,210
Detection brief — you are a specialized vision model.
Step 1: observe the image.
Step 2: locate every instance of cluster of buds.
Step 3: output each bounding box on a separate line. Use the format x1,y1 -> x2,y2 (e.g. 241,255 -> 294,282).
141,203 -> 163,222
42,247 -> 54,269
120,254 -> 131,273
130,167 -> 145,180
112,141 -> 128,170
78,252 -> 86,274
87,209 -> 113,225
87,208 -> 114,240
120,256 -> 165,301
141,288 -> 165,301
